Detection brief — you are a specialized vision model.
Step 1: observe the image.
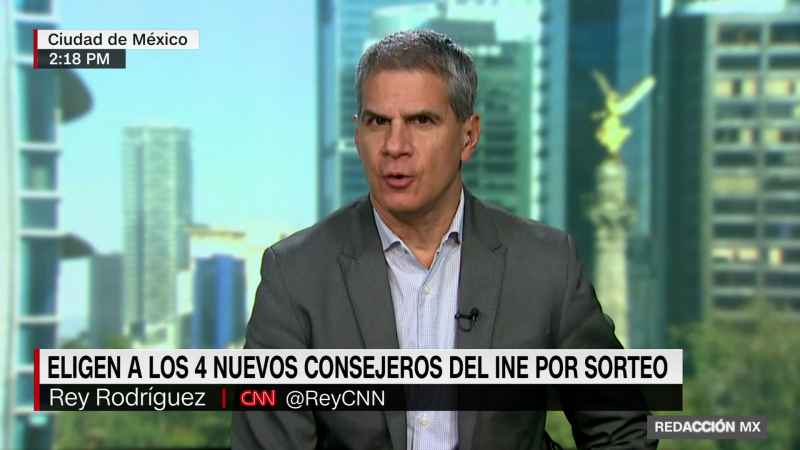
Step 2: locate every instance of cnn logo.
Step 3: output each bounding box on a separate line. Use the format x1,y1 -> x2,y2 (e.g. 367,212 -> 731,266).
240,390 -> 277,407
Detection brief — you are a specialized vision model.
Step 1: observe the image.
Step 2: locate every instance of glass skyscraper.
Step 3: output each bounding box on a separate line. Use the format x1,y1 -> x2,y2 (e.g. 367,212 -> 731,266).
191,255 -> 247,349
122,125 -> 192,347
0,0 -> 92,448
89,253 -> 124,349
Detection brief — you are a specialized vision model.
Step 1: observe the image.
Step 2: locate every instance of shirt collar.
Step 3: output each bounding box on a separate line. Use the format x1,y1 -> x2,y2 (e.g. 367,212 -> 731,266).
373,189 -> 465,252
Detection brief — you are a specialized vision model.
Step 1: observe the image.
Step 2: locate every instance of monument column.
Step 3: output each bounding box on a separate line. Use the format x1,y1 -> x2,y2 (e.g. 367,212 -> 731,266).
588,159 -> 635,347
587,70 -> 655,348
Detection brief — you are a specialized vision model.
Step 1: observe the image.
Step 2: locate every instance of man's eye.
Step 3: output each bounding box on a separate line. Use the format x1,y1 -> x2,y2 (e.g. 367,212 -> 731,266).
373,117 -> 388,125
415,116 -> 430,124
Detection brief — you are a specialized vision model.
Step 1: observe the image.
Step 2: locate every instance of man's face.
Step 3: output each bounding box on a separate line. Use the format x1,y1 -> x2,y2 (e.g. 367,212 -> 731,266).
354,69 -> 478,218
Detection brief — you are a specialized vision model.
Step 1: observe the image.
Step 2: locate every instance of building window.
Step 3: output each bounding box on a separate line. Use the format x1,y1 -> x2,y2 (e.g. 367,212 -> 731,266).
714,151 -> 757,167
765,102 -> 799,118
717,55 -> 760,71
713,127 -> 758,144
17,324 -> 56,365
15,22 -> 53,55
14,0 -> 52,13
783,248 -> 800,263
712,247 -> 736,262
769,296 -> 800,311
769,247 -> 783,265
765,151 -> 800,166
764,222 -> 800,238
711,246 -> 759,262
715,102 -> 758,119
713,295 -> 751,310
483,181 -> 517,192
780,129 -> 800,142
714,79 -> 734,97
763,176 -> 800,192
21,198 -> 57,229
713,198 -> 757,214
765,78 -> 799,96
17,66 -> 57,143
764,199 -> 800,214
20,153 -> 57,191
712,176 -> 758,193
484,161 -> 516,175
764,128 -> 781,144
770,23 -> 800,44
714,128 -> 739,143
483,131 -> 518,145
718,24 -> 761,45
742,128 -> 758,144
716,79 -> 759,97
487,145 -> 516,158
764,272 -> 800,288
713,223 -> 757,239
19,237 -> 58,316
16,373 -> 34,406
769,247 -> 800,264
13,414 -> 53,450
769,55 -> 800,70
742,79 -> 759,96
713,271 -> 757,286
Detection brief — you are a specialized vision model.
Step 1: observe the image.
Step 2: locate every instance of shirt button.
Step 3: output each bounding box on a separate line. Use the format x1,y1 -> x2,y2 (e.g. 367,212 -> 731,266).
420,416 -> 430,426
423,285 -> 431,295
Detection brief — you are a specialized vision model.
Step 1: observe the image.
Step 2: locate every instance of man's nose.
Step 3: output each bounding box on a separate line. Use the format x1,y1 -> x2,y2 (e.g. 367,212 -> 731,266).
382,122 -> 411,158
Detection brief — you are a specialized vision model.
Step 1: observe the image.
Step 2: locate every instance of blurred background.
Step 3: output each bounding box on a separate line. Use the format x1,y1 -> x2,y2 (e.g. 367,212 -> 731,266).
1,0 -> 799,448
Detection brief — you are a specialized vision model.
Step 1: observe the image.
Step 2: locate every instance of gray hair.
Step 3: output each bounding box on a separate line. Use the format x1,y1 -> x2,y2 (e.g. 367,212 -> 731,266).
355,29 -> 477,123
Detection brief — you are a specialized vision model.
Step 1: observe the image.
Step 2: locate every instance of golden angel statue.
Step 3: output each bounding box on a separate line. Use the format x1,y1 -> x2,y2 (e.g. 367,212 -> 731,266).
591,70 -> 656,157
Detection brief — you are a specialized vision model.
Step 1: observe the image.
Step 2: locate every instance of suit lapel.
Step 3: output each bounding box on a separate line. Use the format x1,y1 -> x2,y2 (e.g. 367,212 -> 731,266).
457,192 -> 506,450
338,197 -> 405,450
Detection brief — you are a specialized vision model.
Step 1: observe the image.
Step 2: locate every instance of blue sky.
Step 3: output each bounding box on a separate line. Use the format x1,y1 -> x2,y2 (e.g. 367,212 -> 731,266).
57,0 -> 317,336
59,0 -> 318,253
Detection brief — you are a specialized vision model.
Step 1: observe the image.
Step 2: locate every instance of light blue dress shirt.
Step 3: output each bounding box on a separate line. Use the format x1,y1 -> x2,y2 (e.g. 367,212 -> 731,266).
373,189 -> 464,450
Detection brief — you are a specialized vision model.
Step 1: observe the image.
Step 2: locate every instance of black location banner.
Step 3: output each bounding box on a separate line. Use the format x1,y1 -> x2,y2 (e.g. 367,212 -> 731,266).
36,49 -> 126,69
38,384 -> 682,412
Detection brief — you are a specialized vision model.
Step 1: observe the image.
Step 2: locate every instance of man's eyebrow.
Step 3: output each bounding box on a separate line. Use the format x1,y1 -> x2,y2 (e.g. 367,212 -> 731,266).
360,109 -> 446,122
404,110 -> 444,122
360,109 -> 386,121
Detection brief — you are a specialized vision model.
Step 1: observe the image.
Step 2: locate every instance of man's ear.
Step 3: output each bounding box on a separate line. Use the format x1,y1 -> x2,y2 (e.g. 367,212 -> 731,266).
353,114 -> 361,161
461,114 -> 481,163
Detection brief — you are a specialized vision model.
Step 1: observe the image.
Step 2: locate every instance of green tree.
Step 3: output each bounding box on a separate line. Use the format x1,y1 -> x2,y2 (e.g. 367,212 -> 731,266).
56,410 -> 232,448
659,299 -> 800,450
61,337 -> 86,349
101,333 -> 132,349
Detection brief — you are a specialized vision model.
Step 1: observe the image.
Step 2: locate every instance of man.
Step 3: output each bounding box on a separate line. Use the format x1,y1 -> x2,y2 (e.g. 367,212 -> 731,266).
232,30 -> 657,449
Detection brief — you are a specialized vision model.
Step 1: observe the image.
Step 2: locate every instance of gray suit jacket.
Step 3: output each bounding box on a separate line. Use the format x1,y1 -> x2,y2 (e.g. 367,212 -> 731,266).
231,191 -> 657,450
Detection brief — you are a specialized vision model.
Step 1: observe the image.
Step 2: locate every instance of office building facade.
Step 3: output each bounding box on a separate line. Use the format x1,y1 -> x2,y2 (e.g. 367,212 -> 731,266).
0,0 -> 92,448
665,5 -> 800,324
123,125 -> 192,346
183,225 -> 248,349
89,253 -> 124,349
192,255 -> 247,349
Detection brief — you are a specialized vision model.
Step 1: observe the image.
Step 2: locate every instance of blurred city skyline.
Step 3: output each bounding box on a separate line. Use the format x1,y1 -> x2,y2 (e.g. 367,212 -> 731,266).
58,0 -> 318,254
4,0 -> 800,447
56,1 -> 317,337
